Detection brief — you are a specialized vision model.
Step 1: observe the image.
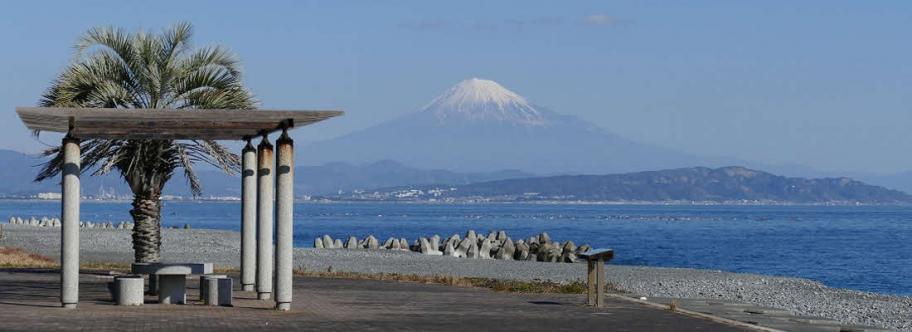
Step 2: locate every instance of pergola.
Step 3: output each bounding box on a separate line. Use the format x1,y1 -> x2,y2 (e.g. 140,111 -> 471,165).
16,107 -> 343,310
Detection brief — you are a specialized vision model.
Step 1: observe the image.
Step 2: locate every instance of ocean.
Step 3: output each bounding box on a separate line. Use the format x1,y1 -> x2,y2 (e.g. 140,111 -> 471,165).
2,200 -> 910,296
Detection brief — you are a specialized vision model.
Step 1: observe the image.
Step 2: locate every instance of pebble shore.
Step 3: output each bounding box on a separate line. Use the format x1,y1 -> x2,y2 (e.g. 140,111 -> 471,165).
1,224 -> 909,330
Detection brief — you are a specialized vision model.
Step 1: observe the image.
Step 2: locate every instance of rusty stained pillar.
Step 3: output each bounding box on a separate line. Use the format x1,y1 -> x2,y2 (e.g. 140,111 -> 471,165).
256,135 -> 274,300
240,139 -> 257,292
274,129 -> 294,310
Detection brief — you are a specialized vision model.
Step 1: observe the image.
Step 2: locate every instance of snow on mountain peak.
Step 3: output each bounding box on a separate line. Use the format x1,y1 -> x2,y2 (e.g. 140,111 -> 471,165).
423,78 -> 546,126
441,78 -> 529,106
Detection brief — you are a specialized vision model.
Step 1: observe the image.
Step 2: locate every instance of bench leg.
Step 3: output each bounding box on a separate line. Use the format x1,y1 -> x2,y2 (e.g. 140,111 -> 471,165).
148,274 -> 158,295
587,259 -> 596,306
204,278 -> 220,306
158,275 -> 187,305
217,278 -> 233,307
200,276 -> 208,301
596,258 -> 606,308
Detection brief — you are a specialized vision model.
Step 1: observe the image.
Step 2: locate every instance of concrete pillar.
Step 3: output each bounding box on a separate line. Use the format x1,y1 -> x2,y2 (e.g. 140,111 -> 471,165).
256,135 -> 274,300
60,136 -> 80,309
240,140 -> 257,292
274,130 -> 294,311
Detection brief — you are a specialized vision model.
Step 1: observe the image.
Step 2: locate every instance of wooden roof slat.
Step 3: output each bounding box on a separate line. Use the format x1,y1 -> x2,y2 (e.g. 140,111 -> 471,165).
16,107 -> 343,140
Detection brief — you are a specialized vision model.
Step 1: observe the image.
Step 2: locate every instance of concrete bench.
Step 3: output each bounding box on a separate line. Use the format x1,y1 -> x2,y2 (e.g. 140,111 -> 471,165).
131,263 -> 213,305
578,249 -> 614,308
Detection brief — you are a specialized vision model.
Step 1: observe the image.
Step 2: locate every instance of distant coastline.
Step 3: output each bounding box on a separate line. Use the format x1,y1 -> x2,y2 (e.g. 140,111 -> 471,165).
0,196 -> 906,207
311,198 -> 907,206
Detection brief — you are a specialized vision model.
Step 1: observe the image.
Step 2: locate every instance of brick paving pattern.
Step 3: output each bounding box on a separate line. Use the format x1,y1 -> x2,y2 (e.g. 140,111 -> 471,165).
0,269 -> 744,331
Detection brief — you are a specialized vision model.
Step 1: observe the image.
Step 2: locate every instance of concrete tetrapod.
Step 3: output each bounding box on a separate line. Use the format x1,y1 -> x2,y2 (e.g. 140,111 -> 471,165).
383,237 -> 396,249
444,241 -> 457,257
366,235 -> 379,250
496,238 -> 515,260
478,239 -> 493,259
322,235 -> 334,249
466,241 -> 480,259
345,236 -> 358,249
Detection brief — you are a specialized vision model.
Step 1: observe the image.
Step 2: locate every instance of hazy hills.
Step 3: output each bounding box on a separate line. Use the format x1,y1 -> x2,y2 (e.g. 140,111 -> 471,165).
338,166 -> 912,204
1,148 -> 909,204
0,149 -> 530,197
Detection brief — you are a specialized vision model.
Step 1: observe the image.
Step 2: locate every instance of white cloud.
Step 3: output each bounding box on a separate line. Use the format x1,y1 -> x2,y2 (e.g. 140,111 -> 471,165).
584,14 -> 619,26
398,19 -> 449,31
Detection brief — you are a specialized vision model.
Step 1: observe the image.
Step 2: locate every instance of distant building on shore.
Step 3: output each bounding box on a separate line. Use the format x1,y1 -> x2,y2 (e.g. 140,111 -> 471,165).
36,192 -> 62,200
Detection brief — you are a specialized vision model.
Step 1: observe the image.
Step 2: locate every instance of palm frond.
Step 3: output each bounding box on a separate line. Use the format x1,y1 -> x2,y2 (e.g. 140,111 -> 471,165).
36,22 -> 257,197
174,143 -> 202,196
160,22 -> 193,66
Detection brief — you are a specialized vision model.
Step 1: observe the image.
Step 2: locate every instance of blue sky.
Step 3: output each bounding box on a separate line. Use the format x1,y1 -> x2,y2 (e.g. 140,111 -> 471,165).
1,1 -> 911,174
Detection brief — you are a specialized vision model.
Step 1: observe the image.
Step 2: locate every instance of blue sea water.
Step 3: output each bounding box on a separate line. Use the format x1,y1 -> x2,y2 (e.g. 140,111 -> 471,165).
2,201 -> 910,296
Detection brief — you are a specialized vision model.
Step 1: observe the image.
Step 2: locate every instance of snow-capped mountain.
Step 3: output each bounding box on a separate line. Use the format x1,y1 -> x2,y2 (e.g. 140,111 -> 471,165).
299,78 -> 718,174
426,78 -> 546,126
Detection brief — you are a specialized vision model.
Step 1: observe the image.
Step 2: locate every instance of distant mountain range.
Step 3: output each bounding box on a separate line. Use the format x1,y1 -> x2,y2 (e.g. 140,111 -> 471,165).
168,159 -> 531,197
0,149 -> 125,197
331,166 -> 912,204
0,149 -> 530,197
1,148 -> 909,204
293,160 -> 530,195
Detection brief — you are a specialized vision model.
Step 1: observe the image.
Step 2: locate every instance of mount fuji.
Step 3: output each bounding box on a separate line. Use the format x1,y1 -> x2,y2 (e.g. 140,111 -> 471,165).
300,78 -> 718,174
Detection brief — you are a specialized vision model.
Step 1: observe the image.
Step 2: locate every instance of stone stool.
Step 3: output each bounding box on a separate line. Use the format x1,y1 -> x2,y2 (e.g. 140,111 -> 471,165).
200,274 -> 227,302
217,277 -> 233,306
158,274 -> 187,304
113,275 -> 144,306
202,275 -> 233,306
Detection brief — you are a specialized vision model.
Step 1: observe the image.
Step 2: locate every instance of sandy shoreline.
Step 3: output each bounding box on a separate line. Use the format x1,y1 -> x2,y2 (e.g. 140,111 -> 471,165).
1,224 -> 909,330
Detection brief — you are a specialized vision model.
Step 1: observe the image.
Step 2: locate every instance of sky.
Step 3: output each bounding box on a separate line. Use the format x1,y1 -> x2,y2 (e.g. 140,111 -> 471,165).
1,1 -> 911,174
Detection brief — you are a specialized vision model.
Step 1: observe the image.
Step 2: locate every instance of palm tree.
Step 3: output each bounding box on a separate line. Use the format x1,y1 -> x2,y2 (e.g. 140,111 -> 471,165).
35,22 -> 256,263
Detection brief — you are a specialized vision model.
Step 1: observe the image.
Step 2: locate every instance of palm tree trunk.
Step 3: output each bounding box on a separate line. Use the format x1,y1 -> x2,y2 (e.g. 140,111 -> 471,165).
130,193 -> 162,263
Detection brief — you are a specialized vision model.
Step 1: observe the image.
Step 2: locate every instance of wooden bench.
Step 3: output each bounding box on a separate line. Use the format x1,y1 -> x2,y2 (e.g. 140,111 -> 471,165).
131,263 -> 213,304
578,249 -> 614,307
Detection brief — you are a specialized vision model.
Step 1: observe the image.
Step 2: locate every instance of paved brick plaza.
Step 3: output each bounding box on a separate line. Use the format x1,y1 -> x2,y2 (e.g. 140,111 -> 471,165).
0,269 -> 744,331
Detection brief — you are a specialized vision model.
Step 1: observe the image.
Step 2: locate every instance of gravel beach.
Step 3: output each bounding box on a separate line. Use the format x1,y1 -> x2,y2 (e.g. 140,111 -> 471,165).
1,224 -> 909,330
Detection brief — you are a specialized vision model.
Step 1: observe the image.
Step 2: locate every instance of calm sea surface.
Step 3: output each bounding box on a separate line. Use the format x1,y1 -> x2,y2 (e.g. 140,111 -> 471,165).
2,201 -> 910,296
